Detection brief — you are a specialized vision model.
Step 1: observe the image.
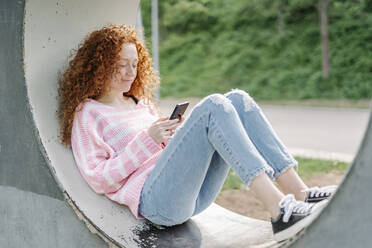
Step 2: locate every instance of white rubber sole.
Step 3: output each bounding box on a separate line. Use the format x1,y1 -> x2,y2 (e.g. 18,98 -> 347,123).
274,200 -> 328,242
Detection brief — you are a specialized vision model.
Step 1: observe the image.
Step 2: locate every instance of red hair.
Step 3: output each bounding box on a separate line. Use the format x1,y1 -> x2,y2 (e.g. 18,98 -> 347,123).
57,24 -> 161,147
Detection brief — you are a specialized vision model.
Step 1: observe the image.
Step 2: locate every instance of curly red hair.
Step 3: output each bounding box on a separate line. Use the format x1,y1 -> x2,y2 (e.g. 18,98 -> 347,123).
58,24 -> 161,147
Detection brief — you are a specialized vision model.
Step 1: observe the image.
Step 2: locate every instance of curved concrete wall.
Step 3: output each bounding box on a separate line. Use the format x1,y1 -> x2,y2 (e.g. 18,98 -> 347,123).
292,108 -> 372,247
2,0 -> 372,247
22,0 -> 150,247
0,0 -> 106,247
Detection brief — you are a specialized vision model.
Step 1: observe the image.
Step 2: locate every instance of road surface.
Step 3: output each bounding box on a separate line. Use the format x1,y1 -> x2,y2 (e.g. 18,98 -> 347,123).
158,97 -> 371,162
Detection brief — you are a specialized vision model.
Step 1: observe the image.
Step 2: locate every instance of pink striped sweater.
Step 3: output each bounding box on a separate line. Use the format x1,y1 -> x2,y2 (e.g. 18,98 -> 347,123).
70,98 -> 164,219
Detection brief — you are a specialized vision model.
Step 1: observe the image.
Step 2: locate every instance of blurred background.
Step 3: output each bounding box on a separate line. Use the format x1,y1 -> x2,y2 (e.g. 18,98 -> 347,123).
140,0 -> 371,103
138,0 -> 372,221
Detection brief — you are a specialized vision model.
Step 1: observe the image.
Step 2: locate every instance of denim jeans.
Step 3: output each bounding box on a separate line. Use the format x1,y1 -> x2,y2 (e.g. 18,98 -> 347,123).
139,89 -> 298,226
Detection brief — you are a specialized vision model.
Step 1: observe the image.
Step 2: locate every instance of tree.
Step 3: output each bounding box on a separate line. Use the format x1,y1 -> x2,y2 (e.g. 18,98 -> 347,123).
277,0 -> 287,37
319,0 -> 331,78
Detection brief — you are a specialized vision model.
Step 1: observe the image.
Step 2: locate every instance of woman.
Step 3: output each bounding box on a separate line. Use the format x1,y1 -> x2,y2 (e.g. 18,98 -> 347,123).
58,24 -> 336,242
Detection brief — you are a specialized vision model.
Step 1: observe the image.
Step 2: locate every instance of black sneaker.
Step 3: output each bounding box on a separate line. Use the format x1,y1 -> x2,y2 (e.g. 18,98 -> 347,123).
302,185 -> 337,203
271,194 -> 328,242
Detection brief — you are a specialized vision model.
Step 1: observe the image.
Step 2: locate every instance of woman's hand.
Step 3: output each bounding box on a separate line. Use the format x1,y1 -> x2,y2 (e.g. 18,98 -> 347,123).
162,115 -> 185,145
178,115 -> 185,124
147,117 -> 183,145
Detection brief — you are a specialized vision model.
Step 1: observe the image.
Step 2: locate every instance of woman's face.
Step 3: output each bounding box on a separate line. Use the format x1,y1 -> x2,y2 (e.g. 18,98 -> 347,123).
109,42 -> 138,94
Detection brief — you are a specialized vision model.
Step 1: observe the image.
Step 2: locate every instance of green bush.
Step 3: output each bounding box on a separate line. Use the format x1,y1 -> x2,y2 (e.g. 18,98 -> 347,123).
141,0 -> 372,100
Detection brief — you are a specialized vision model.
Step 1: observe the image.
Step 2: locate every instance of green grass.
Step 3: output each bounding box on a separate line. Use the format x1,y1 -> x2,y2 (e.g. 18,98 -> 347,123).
221,156 -> 349,191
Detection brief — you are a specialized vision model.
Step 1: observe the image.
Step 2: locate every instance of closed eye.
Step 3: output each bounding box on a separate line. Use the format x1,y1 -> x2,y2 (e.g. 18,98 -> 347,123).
119,64 -> 137,67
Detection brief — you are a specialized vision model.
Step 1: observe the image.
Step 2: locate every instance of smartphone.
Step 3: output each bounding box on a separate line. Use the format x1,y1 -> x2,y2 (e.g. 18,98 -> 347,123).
169,101 -> 189,120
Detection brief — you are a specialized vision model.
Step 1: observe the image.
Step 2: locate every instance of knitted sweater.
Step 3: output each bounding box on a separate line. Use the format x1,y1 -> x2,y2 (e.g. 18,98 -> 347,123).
70,98 -> 164,219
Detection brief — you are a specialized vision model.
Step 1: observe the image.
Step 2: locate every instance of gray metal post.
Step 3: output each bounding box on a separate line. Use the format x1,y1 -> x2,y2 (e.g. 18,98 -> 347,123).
151,0 -> 160,101
136,4 -> 145,43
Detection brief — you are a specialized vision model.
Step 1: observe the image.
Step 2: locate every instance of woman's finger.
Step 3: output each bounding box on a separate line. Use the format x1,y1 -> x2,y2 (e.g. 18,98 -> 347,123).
170,121 -> 182,127
168,123 -> 181,130
159,123 -> 176,131
161,130 -> 172,135
167,118 -> 179,123
161,120 -> 179,128
162,133 -> 172,140
156,117 -> 168,123
162,123 -> 180,132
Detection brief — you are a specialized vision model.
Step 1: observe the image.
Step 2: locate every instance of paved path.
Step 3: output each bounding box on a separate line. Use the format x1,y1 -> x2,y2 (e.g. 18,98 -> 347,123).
158,97 -> 371,163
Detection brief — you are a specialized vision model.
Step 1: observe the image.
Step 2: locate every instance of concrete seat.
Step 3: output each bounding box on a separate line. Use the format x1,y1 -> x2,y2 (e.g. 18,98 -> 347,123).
1,0 -> 372,247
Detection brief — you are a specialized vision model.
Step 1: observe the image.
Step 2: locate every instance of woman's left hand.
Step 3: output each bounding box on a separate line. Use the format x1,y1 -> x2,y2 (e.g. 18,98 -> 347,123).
163,115 -> 185,146
178,115 -> 185,125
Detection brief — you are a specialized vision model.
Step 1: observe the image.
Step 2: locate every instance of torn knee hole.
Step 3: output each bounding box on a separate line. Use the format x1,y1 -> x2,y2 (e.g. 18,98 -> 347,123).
225,89 -> 257,112
210,95 -> 232,112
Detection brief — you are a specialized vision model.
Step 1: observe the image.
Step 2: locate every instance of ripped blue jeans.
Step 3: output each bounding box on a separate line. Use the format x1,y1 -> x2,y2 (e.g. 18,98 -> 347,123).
139,89 -> 298,226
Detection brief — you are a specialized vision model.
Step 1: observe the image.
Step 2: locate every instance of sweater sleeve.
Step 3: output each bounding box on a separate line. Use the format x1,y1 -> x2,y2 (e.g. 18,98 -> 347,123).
71,109 -> 163,195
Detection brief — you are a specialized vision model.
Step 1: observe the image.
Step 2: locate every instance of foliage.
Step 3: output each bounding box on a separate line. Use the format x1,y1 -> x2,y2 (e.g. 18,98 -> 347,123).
140,0 -> 372,100
220,156 -> 349,191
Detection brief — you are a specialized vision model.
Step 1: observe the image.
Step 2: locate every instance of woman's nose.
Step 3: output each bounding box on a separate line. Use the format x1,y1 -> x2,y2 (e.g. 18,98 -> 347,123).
127,66 -> 136,77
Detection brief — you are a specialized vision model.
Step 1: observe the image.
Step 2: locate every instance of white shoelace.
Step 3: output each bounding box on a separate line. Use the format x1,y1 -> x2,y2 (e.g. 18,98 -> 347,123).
301,185 -> 337,198
279,194 -> 314,223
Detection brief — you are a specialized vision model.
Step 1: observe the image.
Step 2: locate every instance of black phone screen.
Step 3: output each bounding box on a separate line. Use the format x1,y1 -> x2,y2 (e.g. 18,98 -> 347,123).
169,102 -> 189,120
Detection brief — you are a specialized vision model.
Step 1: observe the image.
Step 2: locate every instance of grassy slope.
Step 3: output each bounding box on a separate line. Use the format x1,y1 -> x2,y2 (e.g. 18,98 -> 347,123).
222,156 -> 349,191
141,0 -> 372,100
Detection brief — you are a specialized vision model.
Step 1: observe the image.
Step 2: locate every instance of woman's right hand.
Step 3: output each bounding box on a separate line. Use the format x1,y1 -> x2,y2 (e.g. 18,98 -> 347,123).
147,117 -> 181,144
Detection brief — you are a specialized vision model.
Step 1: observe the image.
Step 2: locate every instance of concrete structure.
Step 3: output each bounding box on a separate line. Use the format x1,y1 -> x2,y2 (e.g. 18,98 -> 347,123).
291,108 -> 372,247
1,0 -> 371,247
